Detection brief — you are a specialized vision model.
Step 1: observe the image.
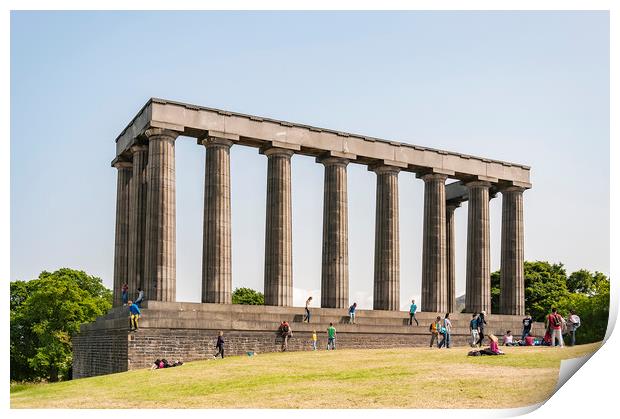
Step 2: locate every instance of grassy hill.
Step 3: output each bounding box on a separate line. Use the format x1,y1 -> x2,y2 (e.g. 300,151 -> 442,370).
11,343 -> 601,409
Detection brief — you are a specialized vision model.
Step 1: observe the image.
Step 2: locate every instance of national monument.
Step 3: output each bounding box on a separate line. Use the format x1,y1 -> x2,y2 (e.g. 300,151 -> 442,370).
72,98 -> 543,378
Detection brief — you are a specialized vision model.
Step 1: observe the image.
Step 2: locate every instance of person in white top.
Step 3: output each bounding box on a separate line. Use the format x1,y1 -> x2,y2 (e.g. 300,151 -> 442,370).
304,297 -> 313,323
567,310 -> 581,346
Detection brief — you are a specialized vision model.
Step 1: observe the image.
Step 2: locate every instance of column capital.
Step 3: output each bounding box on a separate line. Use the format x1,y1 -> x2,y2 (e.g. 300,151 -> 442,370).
420,173 -> 449,183
130,144 -> 148,154
261,147 -> 295,158
144,128 -> 180,141
200,136 -> 234,149
465,180 -> 492,189
499,185 -> 527,194
446,201 -> 462,211
317,156 -> 349,167
369,164 -> 401,175
113,160 -> 132,170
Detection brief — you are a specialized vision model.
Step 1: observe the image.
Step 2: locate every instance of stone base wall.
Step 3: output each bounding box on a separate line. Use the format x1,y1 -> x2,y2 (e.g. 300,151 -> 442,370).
72,328 -> 129,379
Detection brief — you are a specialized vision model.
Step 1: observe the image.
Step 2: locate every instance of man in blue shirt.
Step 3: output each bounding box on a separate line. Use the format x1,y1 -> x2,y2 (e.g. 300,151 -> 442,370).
409,299 -> 419,326
469,313 -> 479,347
128,300 -> 141,331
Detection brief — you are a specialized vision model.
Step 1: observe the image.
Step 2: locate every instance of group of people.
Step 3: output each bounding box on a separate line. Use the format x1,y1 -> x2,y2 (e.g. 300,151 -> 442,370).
121,283 -> 144,307
540,308 -> 581,347
278,320 -> 337,351
303,297 -> 358,325
429,313 -> 453,348
468,311 -> 488,347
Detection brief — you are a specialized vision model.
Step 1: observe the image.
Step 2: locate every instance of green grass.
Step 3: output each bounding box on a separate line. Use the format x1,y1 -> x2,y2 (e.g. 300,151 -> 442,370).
11,342 -> 602,409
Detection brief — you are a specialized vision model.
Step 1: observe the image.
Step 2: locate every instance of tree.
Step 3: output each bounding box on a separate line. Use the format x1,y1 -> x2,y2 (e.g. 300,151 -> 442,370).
232,287 -> 264,305
10,269 -> 112,382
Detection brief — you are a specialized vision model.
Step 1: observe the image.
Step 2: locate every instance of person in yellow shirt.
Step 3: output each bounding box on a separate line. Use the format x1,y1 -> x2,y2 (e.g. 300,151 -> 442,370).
311,330 -> 318,350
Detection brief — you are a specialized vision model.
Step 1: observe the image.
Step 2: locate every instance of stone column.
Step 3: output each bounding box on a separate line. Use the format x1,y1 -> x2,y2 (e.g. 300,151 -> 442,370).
319,157 -> 349,308
372,165 -> 400,311
499,186 -> 525,315
143,128 -> 179,302
263,147 -> 294,306
127,145 -> 148,297
112,161 -> 132,307
465,181 -> 491,313
201,137 -> 233,304
421,173 -> 448,312
445,201 -> 460,313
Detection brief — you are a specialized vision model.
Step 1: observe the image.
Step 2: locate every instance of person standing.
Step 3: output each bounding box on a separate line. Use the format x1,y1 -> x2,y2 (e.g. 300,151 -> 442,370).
438,313 -> 452,349
327,323 -> 337,350
348,302 -> 357,324
311,330 -> 318,351
135,288 -> 144,308
429,316 -> 441,348
121,283 -> 129,306
567,310 -> 581,346
521,313 -> 533,341
304,297 -> 313,323
476,311 -> 487,347
214,331 -> 225,359
546,308 -> 564,347
128,300 -> 141,331
469,313 -> 479,347
408,299 -> 419,326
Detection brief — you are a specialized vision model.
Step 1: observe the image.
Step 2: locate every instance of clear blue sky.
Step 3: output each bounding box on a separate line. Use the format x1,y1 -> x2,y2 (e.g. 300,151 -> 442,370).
10,11 -> 609,309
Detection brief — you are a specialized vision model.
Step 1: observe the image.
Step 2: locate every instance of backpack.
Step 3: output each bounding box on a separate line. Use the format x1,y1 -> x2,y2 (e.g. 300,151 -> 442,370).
572,315 -> 581,328
551,314 -> 562,328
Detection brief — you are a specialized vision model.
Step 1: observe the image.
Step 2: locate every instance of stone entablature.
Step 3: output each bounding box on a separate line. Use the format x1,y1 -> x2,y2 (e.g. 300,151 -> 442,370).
113,98 -> 531,188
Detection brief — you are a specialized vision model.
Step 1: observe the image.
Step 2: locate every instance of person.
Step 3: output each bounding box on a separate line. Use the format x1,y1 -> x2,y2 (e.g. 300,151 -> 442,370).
128,300 -> 141,331
503,331 -> 518,346
438,313 -> 452,349
486,334 -> 504,355
327,323 -> 336,350
279,321 -> 291,351
304,297 -> 313,323
121,283 -> 129,306
408,299 -> 419,326
546,308 -> 564,347
521,313 -> 533,341
469,313 -> 479,347
348,302 -> 357,324
429,316 -> 441,348
567,309 -> 581,346
311,330 -> 318,351
214,331 -> 225,359
524,334 -> 535,346
135,288 -> 144,308
476,311 -> 487,347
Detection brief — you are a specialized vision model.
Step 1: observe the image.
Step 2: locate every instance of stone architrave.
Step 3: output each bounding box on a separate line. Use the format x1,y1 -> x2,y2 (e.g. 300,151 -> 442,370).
319,157 -> 349,309
112,161 -> 132,307
372,165 -> 400,311
127,145 -> 148,297
465,180 -> 491,313
263,147 -> 294,306
201,137 -> 233,304
445,201 -> 460,313
421,173 -> 448,313
499,186 -> 526,315
143,128 -> 179,302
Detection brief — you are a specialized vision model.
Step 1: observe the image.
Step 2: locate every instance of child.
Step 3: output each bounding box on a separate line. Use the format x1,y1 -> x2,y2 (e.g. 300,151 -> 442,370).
312,330 -> 318,351
429,316 -> 441,348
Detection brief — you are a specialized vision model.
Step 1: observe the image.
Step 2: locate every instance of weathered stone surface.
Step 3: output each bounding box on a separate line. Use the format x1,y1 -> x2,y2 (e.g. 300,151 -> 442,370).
112,161 -> 132,307
263,147 -> 294,306
421,173 -> 448,312
127,145 -> 148,297
319,157 -> 349,308
446,202 -> 460,313
465,181 -> 492,313
371,165 -> 400,310
201,137 -> 233,304
143,128 -> 179,302
500,187 -> 526,315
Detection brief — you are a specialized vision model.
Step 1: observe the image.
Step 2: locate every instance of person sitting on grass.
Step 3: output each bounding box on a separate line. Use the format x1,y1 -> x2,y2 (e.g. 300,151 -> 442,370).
503,331 -> 519,346
468,334 -> 504,356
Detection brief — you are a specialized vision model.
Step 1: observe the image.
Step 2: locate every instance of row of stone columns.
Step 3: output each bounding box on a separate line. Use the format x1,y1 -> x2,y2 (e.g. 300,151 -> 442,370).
113,136 -> 525,315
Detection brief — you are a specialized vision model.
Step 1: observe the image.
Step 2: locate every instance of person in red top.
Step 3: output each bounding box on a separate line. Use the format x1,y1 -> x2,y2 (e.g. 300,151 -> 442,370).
546,308 -> 565,347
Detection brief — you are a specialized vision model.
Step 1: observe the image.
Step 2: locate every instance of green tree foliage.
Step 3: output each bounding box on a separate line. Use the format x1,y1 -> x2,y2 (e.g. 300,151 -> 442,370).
490,261 -> 609,344
232,287 -> 264,305
10,268 -> 112,382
